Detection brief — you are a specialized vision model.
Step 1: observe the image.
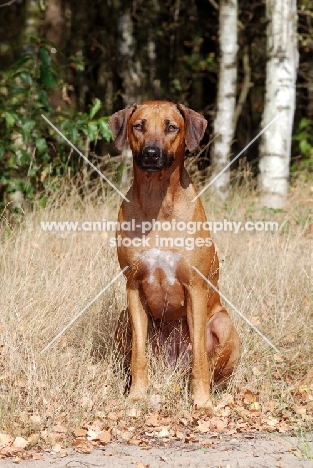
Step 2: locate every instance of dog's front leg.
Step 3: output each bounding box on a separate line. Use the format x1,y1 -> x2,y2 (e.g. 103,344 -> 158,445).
186,284 -> 214,412
127,285 -> 149,401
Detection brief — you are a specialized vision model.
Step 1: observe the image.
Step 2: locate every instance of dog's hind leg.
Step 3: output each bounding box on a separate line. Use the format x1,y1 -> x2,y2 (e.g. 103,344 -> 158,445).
206,309 -> 241,385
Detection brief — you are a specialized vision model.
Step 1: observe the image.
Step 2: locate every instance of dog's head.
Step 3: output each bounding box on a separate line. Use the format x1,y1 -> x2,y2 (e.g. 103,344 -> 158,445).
109,100 -> 207,173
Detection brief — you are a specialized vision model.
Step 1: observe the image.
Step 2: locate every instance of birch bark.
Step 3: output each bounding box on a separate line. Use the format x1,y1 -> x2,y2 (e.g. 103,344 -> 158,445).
210,0 -> 238,199
259,0 -> 298,208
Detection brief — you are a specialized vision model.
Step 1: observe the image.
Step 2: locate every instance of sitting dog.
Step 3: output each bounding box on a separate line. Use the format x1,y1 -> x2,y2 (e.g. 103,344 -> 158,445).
109,101 -> 240,410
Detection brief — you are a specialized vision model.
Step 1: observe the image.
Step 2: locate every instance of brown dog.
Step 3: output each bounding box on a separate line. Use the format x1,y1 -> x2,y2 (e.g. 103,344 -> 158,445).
109,100 -> 240,410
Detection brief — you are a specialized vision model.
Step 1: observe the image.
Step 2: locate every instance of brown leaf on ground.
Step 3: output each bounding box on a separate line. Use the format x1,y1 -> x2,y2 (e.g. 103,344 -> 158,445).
72,439 -> 93,454
52,425 -> 67,434
0,433 -> 13,446
197,420 -> 211,433
129,438 -> 141,446
30,453 -> 44,460
200,439 -> 214,447
175,430 -> 185,439
210,417 -> 228,431
72,428 -> 87,438
98,431 -> 111,445
120,431 -> 133,442
89,419 -> 104,432
243,389 -> 258,405
0,446 -> 24,457
145,412 -> 160,427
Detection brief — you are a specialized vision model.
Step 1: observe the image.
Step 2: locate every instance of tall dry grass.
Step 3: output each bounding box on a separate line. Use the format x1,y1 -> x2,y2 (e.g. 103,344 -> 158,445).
0,171 -> 312,440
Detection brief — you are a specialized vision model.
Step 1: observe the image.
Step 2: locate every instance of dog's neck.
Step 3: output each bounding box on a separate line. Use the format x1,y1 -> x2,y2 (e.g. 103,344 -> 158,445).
132,161 -> 190,219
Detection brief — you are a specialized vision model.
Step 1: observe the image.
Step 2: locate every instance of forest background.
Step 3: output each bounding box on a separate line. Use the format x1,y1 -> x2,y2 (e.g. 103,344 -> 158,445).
0,0 -> 312,209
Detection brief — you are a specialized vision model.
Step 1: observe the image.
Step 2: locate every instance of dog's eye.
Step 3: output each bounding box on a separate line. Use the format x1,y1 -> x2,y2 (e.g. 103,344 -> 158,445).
133,123 -> 143,131
167,124 -> 179,132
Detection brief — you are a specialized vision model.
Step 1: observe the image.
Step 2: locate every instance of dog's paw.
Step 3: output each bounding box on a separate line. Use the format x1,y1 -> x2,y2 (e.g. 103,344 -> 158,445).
128,386 -> 147,402
193,394 -> 214,414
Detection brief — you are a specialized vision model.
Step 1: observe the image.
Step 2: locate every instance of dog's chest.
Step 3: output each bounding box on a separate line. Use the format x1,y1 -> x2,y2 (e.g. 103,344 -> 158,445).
137,248 -> 186,319
138,248 -> 180,285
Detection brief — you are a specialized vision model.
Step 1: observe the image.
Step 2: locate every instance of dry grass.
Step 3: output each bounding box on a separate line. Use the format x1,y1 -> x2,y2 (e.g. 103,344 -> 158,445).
0,171 -> 312,446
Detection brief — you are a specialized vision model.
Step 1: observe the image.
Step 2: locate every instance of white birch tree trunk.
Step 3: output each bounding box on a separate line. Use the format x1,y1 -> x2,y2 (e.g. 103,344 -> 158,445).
210,0 -> 238,199
118,9 -> 145,104
259,0 -> 298,208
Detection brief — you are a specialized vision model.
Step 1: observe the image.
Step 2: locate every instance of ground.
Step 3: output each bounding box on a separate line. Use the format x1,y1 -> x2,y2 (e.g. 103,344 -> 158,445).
0,435 -> 313,468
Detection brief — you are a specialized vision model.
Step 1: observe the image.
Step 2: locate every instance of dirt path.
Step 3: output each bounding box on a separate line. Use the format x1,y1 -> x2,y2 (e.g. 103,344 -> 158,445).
0,434 -> 312,468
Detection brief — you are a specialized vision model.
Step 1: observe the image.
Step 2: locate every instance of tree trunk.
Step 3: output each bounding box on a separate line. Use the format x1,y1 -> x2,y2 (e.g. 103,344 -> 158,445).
44,0 -> 64,109
259,0 -> 298,208
22,0 -> 40,45
210,0 -> 238,199
118,8 -> 144,104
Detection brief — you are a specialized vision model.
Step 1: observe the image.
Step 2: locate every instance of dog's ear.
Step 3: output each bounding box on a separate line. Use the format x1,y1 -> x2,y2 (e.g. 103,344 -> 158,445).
109,104 -> 138,152
177,104 -> 207,153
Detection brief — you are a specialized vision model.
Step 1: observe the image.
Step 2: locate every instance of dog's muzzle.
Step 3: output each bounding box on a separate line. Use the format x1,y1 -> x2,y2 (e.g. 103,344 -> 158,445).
137,145 -> 174,172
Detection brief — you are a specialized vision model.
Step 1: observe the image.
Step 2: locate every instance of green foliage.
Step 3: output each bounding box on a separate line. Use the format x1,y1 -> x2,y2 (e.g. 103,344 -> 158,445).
0,40 -> 112,209
292,118 -> 313,176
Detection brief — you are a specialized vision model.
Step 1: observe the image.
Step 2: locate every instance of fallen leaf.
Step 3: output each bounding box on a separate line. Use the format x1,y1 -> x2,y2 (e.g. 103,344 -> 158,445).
13,437 -> 28,449
250,401 -> 260,411
210,417 -> 227,431
157,428 -> 169,438
31,453 -> 44,460
129,438 -> 141,446
89,419 -> 104,432
53,425 -> 67,434
243,389 -> 258,405
266,417 -> 278,427
72,428 -> 87,438
0,433 -> 13,445
27,433 -> 40,446
121,431 -> 133,442
200,439 -> 213,447
145,413 -> 160,427
0,447 -> 23,457
87,429 -> 99,441
72,439 -> 93,454
98,431 -> 111,445
52,443 -> 62,453
197,420 -> 211,433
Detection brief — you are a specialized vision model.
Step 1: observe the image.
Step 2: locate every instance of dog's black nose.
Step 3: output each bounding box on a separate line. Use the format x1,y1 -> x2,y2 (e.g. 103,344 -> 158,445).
142,146 -> 162,163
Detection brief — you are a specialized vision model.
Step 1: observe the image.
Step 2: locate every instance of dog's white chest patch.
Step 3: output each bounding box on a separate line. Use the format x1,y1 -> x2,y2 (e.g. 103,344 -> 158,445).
139,249 -> 180,285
